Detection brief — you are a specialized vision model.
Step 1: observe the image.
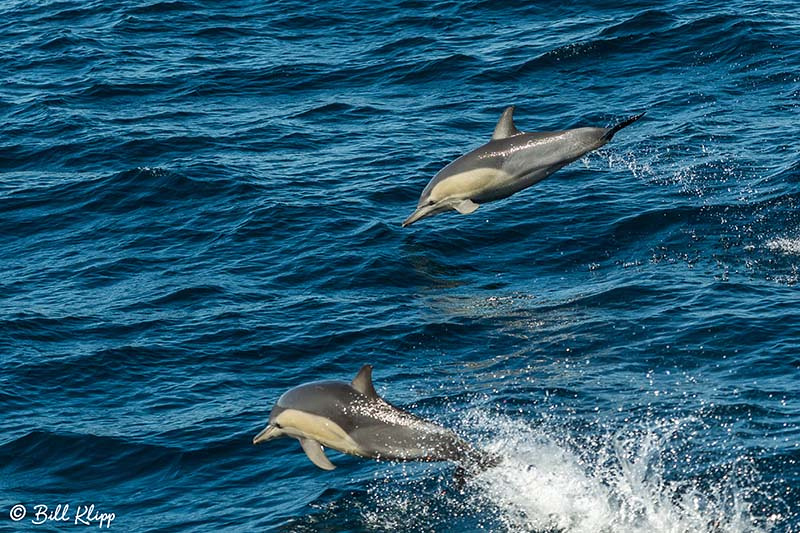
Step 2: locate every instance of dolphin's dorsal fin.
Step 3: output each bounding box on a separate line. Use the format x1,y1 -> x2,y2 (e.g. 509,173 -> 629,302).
299,438 -> 336,470
492,106 -> 520,140
352,364 -> 379,399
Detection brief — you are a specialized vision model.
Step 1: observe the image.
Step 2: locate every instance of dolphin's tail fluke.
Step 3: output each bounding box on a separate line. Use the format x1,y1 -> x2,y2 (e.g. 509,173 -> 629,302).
470,448 -> 503,471
453,447 -> 503,487
603,111 -> 646,141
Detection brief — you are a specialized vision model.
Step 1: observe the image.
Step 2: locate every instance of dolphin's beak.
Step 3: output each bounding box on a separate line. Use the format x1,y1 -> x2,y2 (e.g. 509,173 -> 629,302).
402,204 -> 440,227
253,424 -> 281,444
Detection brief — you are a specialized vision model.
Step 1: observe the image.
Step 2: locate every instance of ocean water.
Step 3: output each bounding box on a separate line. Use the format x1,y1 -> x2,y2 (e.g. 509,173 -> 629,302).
1,0 -> 799,531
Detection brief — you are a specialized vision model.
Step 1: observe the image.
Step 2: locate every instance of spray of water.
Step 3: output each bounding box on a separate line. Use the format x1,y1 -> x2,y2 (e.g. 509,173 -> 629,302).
468,412 -> 772,533
766,237 -> 800,256
581,141 -> 800,285
359,411 -> 778,533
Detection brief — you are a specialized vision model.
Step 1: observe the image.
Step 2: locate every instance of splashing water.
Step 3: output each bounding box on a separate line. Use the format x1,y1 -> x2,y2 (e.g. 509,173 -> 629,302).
766,237 -> 800,256
358,411 -> 777,533
468,413 -> 770,533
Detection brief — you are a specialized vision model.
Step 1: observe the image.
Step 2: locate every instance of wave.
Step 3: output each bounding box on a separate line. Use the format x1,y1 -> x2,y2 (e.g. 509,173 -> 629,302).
0,166 -> 259,237
368,36 -> 437,58
127,0 -> 202,15
0,428 -> 259,490
0,430 -> 181,491
478,9 -> 786,84
394,53 -> 484,84
290,101 -> 385,120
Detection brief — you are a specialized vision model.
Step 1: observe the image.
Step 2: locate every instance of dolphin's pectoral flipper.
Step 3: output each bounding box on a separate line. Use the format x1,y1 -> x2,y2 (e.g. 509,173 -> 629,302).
299,438 -> 336,470
455,199 -> 479,215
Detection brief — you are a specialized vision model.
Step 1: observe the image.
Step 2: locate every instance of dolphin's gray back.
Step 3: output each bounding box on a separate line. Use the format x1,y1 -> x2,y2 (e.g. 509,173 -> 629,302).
274,381 -> 364,433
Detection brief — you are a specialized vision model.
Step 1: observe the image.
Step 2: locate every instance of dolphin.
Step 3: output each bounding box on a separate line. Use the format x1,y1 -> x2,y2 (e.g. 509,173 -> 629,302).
402,107 -> 645,227
253,365 -> 498,477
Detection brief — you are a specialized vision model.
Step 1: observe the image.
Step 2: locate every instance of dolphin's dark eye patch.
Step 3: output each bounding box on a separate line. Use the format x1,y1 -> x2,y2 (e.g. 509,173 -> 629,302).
274,422 -> 282,429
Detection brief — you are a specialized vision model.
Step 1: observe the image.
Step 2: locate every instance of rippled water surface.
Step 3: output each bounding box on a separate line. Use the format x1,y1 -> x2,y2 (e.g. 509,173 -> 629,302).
2,0 -> 799,531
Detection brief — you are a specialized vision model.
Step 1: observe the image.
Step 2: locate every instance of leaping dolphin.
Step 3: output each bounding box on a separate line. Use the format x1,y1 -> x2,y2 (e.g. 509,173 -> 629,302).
253,365 -> 498,477
402,107 -> 645,227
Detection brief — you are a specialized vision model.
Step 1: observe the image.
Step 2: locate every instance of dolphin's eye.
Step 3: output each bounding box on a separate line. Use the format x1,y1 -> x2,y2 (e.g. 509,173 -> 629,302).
427,200 -> 435,206
273,422 -> 282,429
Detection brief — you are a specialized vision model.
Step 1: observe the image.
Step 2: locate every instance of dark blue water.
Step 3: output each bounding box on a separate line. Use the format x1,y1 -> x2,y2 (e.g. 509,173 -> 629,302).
2,0 -> 799,531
